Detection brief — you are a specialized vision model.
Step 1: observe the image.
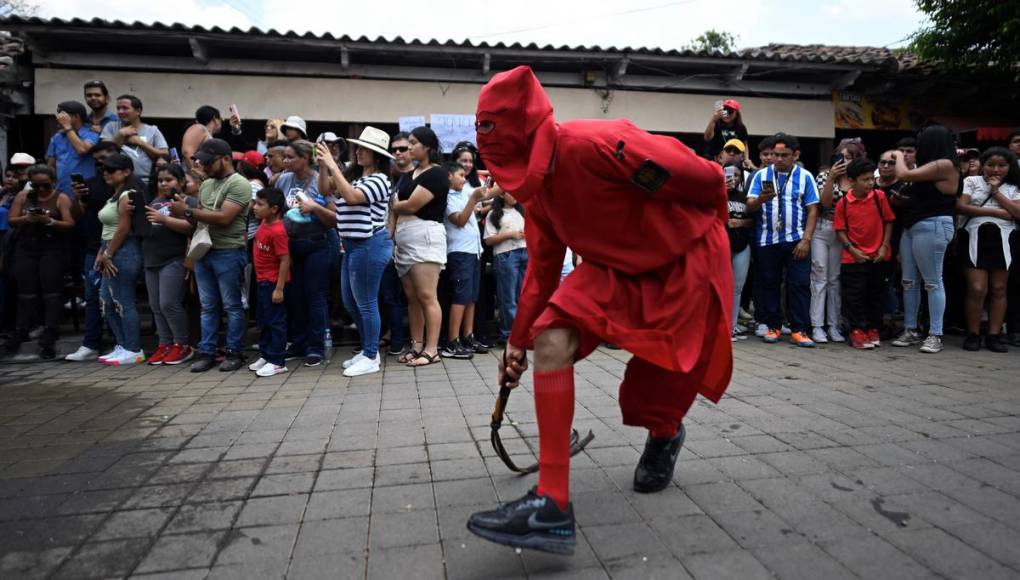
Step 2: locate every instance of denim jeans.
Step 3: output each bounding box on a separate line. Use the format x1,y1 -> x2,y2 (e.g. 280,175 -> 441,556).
731,246 -> 751,329
195,247 -> 248,355
257,282 -> 287,366
82,252 -> 104,350
341,229 -> 392,359
754,241 -> 811,333
810,219 -> 842,329
99,238 -> 143,352
901,215 -> 954,336
494,247 -> 528,339
286,230 -> 339,358
379,260 -> 408,349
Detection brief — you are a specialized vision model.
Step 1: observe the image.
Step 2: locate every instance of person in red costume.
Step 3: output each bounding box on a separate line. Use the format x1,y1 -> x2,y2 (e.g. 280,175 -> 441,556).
466,66 -> 734,555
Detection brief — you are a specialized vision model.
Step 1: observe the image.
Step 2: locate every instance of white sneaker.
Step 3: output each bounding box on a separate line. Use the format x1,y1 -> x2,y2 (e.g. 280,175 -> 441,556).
919,335 -> 943,354
811,328 -> 829,344
781,325 -> 792,335
827,326 -> 845,342
738,308 -> 753,321
734,323 -> 748,334
248,357 -> 268,371
98,345 -> 124,363
343,354 -> 380,377
342,352 -> 366,369
755,323 -> 768,337
256,363 -> 288,377
103,349 -> 145,366
65,346 -> 99,362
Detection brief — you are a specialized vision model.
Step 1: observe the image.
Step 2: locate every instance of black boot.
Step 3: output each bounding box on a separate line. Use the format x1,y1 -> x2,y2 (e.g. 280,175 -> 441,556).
962,333 -> 982,351
467,487 -> 576,555
633,423 -> 686,493
1007,332 -> 1020,347
190,353 -> 217,373
986,334 -> 1009,353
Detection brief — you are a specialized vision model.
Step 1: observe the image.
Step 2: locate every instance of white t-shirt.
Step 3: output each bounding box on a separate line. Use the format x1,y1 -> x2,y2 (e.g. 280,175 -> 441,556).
484,206 -> 527,255
100,121 -> 168,181
445,188 -> 482,255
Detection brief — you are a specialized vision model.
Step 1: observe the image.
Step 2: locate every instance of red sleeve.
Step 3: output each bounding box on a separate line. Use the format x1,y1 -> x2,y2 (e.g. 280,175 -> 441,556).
509,200 -> 566,350
273,227 -> 290,257
877,191 -> 896,222
833,197 -> 847,231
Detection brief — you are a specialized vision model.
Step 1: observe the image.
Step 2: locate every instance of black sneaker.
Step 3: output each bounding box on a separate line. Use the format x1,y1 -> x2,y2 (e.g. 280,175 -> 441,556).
633,423 -> 686,493
440,339 -> 474,360
219,351 -> 246,372
464,334 -> 490,354
986,334 -> 1009,353
190,353 -> 216,373
1007,332 -> 1020,347
303,355 -> 323,367
962,333 -> 981,351
466,488 -> 575,555
388,344 -> 407,357
38,347 -> 56,361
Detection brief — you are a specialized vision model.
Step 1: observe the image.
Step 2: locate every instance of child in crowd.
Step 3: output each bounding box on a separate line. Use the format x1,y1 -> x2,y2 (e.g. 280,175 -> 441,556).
143,164 -> 195,365
484,191 -> 527,343
833,158 -> 896,349
248,187 -> 291,377
441,163 -> 492,359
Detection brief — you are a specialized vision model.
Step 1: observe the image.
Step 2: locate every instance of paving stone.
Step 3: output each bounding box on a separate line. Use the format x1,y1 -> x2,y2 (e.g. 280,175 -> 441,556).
371,482 -> 435,513
215,524 -> 299,565
51,538 -> 149,579
293,517 -> 369,557
886,527 -> 1017,580
251,472 -> 316,497
314,467 -> 374,491
165,501 -> 243,533
135,531 -> 225,573
366,543 -> 443,580
751,542 -> 858,580
286,551 -> 366,580
682,549 -> 773,580
820,534 -> 935,579
91,507 -> 174,540
235,495 -> 308,527
368,510 -> 439,548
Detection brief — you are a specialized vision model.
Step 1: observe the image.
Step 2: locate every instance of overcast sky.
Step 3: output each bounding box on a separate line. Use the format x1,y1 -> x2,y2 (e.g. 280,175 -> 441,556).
39,0 -> 924,51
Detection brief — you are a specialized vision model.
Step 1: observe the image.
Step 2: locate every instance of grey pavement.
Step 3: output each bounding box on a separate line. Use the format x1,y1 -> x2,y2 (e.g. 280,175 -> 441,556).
1,336 -> 1019,579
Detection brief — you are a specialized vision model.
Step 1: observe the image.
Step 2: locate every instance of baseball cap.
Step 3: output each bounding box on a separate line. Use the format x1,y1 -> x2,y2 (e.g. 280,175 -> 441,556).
100,153 -> 134,171
193,138 -> 232,165
723,139 -> 746,153
722,99 -> 741,112
957,148 -> 980,160
316,131 -> 342,143
10,152 -> 35,166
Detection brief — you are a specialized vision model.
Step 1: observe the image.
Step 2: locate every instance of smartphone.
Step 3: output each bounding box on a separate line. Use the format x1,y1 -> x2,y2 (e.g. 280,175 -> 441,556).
724,166 -> 737,180
229,103 -> 240,121
714,100 -> 724,113
170,148 -> 180,163
71,173 -> 85,186
832,153 -> 845,166
311,146 -> 318,161
484,176 -> 494,189
29,207 -> 45,215
760,181 -> 776,196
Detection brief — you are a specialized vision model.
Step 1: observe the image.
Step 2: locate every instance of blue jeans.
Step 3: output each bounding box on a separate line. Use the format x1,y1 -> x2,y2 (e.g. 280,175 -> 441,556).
341,229 -> 392,359
99,238 -> 143,352
257,282 -> 287,366
380,260 -> 407,349
83,252 -> 104,350
286,230 -> 339,358
754,241 -> 811,333
901,215 -> 954,336
731,246 -> 751,329
494,248 -> 528,339
195,247 -> 248,355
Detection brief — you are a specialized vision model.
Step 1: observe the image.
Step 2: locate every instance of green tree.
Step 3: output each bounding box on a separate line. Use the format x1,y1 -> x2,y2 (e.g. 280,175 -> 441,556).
910,0 -> 1020,77
687,29 -> 737,53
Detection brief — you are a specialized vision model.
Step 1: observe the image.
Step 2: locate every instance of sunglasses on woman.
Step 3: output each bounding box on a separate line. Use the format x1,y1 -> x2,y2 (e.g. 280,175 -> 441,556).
390,146 -> 409,153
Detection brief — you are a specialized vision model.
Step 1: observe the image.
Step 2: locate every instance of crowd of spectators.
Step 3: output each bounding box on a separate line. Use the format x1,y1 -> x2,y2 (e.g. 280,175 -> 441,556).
1,82 -> 1018,377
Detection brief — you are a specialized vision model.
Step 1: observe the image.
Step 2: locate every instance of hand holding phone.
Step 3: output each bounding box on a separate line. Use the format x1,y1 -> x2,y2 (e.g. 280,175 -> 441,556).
759,180 -> 777,201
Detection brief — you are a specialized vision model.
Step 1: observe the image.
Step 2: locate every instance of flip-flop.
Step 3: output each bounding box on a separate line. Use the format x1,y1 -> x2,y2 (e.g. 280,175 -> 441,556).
406,352 -> 440,367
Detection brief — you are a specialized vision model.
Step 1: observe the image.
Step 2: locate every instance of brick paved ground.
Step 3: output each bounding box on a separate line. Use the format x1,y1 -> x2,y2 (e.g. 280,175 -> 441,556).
1,337 -> 1019,579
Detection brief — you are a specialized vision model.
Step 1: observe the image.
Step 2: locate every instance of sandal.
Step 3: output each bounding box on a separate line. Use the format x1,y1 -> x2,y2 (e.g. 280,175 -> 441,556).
406,351 -> 440,367
399,341 -> 423,364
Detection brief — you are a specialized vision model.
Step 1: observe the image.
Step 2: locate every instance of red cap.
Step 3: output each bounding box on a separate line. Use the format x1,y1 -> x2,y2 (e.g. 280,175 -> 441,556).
243,150 -> 264,167
231,151 -> 245,162
722,99 -> 741,112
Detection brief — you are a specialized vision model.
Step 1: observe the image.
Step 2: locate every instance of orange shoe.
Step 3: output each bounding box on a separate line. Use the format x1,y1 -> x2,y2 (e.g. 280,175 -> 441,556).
763,329 -> 781,343
790,331 -> 815,348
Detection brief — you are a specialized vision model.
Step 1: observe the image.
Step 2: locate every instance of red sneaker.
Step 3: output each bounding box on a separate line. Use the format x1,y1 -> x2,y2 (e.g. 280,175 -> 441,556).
162,344 -> 194,365
850,329 -> 874,350
148,344 -> 171,365
867,329 -> 881,348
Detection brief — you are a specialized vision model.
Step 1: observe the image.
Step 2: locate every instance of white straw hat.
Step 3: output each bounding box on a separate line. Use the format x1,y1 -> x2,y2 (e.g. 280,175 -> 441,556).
346,126 -> 395,159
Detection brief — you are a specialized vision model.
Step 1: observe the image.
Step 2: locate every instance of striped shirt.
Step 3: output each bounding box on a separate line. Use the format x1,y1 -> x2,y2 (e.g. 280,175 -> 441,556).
334,172 -> 391,239
747,164 -> 820,246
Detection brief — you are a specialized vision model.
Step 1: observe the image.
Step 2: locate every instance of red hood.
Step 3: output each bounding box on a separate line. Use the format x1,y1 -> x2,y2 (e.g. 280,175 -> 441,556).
476,66 -> 557,203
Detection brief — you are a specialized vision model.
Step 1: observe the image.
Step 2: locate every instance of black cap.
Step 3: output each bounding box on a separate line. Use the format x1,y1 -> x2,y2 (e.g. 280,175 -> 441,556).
193,138 -> 232,164
101,153 -> 134,171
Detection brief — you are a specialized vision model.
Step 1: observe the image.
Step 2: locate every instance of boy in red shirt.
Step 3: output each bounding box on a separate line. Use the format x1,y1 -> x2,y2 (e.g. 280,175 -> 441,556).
833,158 -> 896,349
249,187 -> 291,376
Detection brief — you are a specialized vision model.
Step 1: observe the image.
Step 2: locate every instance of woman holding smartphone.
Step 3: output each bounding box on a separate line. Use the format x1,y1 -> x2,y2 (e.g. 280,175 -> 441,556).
724,162 -> 753,341
1,165 -> 75,360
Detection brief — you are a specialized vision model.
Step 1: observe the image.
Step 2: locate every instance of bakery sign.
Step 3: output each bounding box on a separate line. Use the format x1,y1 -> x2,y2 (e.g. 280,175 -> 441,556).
833,92 -> 911,130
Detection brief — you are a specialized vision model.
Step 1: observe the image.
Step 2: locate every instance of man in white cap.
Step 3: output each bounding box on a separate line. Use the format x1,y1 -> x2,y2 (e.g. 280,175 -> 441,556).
9,153 -> 35,192
280,116 -> 307,141
316,132 -> 347,164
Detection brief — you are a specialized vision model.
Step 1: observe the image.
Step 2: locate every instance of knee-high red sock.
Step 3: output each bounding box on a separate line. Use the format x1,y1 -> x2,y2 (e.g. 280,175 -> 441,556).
534,366 -> 575,511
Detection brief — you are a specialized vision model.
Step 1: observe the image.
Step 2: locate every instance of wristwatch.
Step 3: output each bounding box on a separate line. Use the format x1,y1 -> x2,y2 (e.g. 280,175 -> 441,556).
184,208 -> 194,219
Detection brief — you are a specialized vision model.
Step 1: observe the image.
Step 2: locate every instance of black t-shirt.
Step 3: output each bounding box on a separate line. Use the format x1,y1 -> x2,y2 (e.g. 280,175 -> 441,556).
143,195 -> 188,268
727,187 -> 752,252
897,180 -> 958,229
707,121 -> 748,157
397,166 -> 449,223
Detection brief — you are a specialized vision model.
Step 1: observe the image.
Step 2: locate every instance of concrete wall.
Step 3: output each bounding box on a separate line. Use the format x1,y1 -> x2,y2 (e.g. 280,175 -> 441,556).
35,68 -> 835,138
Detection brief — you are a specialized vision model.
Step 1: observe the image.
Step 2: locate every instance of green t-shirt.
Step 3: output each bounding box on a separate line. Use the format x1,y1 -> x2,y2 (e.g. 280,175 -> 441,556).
199,172 -> 250,250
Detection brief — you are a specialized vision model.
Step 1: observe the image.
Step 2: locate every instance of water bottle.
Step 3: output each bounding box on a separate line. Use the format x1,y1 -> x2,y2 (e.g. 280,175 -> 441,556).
324,328 -> 333,363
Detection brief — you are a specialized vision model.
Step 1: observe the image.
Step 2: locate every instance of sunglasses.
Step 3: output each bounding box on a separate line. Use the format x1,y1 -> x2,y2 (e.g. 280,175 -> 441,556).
390,146 -> 409,154
475,120 -> 495,135
878,160 -> 896,166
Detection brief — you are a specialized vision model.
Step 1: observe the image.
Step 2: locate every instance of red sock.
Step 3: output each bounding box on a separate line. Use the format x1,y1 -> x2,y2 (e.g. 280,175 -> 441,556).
534,366 -> 575,511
